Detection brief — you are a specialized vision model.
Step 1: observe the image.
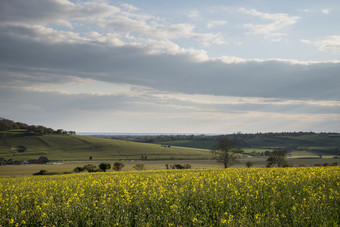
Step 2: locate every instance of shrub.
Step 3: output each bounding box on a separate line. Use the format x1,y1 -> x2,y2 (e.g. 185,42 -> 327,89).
133,163 -> 145,171
184,164 -> 191,169
113,162 -> 124,171
246,161 -> 253,168
99,163 -> 111,172
83,164 -> 98,172
73,167 -> 84,173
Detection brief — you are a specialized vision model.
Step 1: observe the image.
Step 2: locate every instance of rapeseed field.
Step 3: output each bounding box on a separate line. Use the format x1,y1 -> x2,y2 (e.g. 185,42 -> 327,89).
0,167 -> 339,226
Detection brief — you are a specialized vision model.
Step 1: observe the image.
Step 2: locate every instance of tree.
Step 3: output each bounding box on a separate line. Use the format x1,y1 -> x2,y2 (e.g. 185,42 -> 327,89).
212,138 -> 242,168
266,149 -> 288,167
133,163 -> 145,171
99,163 -> 111,172
73,166 -> 84,173
246,161 -> 253,168
112,162 -> 124,171
83,164 -> 97,172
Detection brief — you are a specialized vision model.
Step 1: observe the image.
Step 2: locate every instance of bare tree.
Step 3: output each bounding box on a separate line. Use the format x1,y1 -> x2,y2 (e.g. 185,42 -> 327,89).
212,138 -> 242,168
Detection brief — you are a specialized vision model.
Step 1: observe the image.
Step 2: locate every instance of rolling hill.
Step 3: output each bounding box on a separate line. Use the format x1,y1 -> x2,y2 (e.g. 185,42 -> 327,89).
0,134 -> 211,162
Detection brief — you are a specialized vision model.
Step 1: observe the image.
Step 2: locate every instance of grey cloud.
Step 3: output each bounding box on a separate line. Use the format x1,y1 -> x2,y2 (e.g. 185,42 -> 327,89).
1,24 -> 340,101
0,0 -> 119,26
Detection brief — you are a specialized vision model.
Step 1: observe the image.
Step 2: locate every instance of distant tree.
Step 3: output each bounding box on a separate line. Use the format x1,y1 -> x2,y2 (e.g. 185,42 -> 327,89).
246,161 -> 253,168
99,163 -> 111,172
83,164 -> 97,172
184,164 -> 191,169
266,149 -> 288,167
73,166 -> 84,173
38,156 -> 49,164
89,156 -> 93,161
211,138 -> 242,168
113,162 -> 124,171
173,164 -> 185,169
133,163 -> 145,171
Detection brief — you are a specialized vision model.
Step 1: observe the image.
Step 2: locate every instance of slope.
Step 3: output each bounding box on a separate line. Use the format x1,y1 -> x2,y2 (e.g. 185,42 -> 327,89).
0,134 -> 210,161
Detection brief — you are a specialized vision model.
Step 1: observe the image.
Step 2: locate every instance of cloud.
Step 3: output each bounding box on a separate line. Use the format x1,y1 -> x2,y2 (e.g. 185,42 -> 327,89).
0,0 -> 224,47
0,0 -> 339,133
321,9 -> 330,14
206,20 -> 228,28
1,23 -> 339,102
239,8 -> 300,41
1,84 -> 339,133
301,36 -> 340,53
315,36 -> 340,53
0,0 -> 120,28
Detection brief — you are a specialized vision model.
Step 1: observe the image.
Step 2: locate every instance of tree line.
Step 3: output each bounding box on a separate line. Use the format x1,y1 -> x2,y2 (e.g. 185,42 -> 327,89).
0,118 -> 75,135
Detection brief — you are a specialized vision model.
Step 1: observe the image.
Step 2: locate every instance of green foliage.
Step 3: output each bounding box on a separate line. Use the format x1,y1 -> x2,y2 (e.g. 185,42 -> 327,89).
133,163 -> 145,171
246,161 -> 253,168
112,162 -> 124,171
73,167 -> 84,173
83,164 -> 98,172
0,118 -> 73,135
98,163 -> 111,172
266,149 -> 288,167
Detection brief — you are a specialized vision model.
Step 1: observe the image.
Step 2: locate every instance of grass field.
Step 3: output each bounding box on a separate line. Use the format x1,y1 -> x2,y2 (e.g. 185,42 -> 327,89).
0,134 -> 210,161
0,157 -> 337,177
1,167 -> 339,226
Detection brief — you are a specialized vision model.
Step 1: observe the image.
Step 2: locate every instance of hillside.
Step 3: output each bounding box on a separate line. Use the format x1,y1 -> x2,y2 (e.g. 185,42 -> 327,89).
0,134 -> 210,162
102,132 -> 340,157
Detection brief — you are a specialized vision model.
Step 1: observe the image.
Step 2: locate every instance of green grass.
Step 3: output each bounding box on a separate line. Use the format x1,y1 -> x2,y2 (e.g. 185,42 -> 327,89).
155,139 -> 218,149
0,134 -> 211,161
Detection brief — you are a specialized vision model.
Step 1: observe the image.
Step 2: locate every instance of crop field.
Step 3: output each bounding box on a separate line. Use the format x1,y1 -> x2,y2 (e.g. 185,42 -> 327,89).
1,167 -> 339,226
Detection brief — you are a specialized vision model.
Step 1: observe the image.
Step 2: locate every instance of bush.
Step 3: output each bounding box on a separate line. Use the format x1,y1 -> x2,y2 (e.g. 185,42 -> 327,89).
184,164 -> 191,169
73,167 -> 84,173
83,164 -> 98,172
99,163 -> 111,172
113,162 -> 124,171
133,163 -> 145,171
169,164 -> 191,169
33,170 -> 48,175
246,161 -> 253,168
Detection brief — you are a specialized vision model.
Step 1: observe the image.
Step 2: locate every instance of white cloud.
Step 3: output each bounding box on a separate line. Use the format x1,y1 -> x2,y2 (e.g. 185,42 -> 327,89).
315,36 -> 340,53
120,3 -> 138,12
206,20 -> 228,28
0,0 -> 225,47
239,8 -> 300,41
302,36 -> 340,53
188,10 -> 200,18
321,9 -> 330,14
300,39 -> 311,44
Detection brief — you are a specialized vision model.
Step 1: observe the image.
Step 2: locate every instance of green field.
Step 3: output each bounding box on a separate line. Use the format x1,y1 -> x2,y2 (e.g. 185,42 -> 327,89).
0,134 -> 210,161
1,167 -> 339,226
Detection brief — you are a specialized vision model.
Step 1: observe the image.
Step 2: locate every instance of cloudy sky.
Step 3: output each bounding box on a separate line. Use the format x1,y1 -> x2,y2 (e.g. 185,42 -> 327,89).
1,0 -> 340,133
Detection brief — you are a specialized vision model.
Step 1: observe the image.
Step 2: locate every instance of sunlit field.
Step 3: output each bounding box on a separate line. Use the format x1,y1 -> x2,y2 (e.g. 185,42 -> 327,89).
1,167 -> 339,226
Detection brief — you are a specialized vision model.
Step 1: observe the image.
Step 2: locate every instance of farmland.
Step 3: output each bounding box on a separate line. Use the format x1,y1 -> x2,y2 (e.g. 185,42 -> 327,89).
0,134 -> 210,162
1,167 -> 339,226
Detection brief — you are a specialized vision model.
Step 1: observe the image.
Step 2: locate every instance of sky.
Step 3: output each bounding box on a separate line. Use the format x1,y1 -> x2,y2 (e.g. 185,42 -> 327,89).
1,0 -> 340,134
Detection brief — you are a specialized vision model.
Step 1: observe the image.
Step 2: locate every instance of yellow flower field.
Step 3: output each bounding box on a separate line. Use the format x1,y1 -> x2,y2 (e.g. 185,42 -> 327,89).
0,167 -> 339,226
